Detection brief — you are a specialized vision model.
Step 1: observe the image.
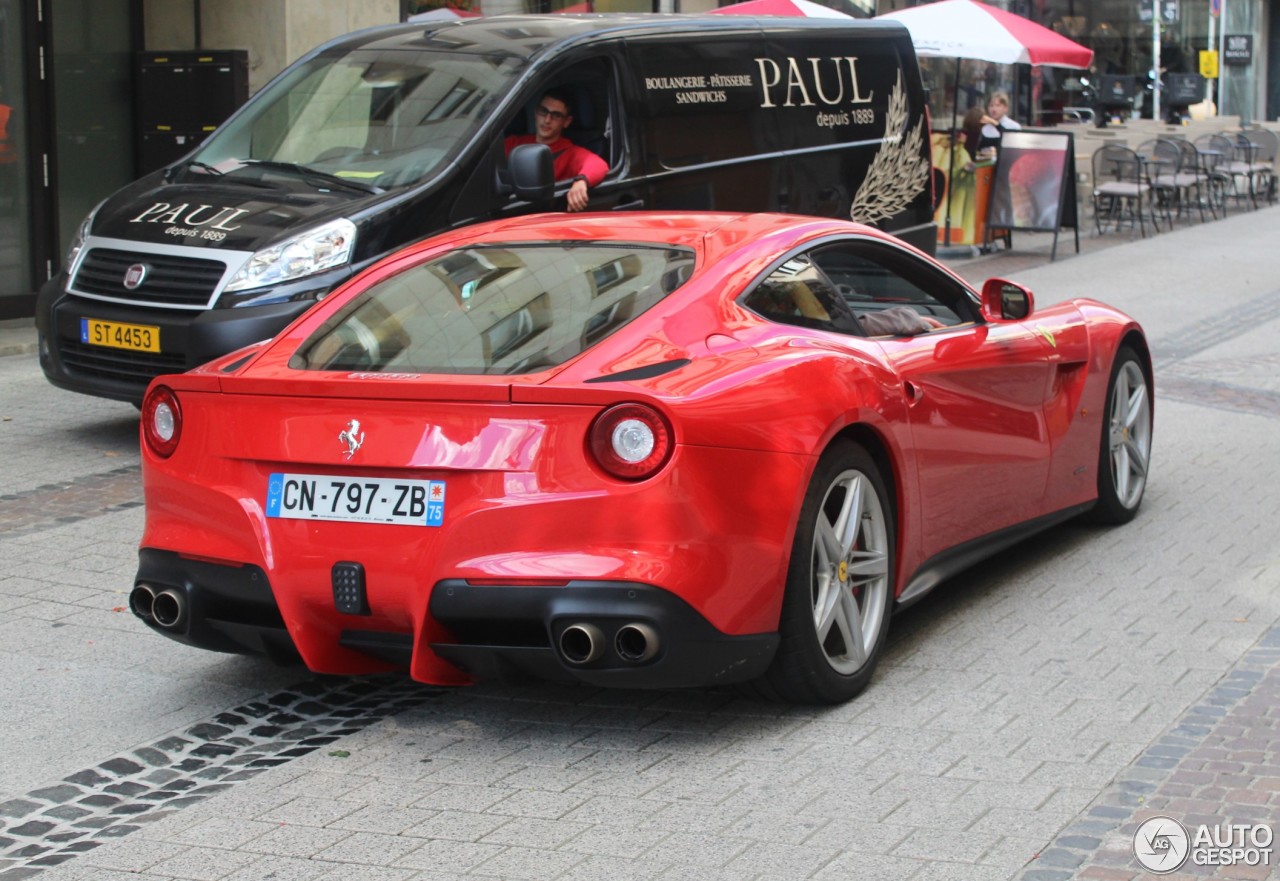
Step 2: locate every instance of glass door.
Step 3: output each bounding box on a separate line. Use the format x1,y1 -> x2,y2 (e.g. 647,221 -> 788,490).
0,0 -> 30,317
51,0 -> 137,263
0,0 -> 138,319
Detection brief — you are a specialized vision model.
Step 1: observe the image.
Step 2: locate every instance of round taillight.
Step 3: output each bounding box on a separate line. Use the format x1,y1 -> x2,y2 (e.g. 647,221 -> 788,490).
588,403 -> 673,480
142,385 -> 182,458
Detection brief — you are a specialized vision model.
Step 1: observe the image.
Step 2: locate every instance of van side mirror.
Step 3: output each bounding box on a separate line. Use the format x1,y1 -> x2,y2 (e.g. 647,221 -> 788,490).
507,143 -> 554,207
980,278 -> 1035,321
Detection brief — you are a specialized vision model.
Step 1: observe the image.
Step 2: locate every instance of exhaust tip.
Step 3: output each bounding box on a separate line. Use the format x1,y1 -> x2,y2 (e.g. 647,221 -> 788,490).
615,622 -> 659,664
558,623 -> 605,665
129,583 -> 157,622
152,588 -> 188,631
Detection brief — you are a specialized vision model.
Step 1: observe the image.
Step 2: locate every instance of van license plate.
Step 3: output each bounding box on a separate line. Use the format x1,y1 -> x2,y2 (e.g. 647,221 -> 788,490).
80,318 -> 161,353
266,473 -> 446,527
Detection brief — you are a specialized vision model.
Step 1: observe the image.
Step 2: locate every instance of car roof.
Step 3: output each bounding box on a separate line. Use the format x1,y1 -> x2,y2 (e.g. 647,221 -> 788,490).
412,211 -> 888,256
314,14 -> 912,64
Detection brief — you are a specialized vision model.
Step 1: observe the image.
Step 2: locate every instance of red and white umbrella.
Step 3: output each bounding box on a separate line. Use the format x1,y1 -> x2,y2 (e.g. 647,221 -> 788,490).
877,0 -> 1091,68
710,0 -> 852,19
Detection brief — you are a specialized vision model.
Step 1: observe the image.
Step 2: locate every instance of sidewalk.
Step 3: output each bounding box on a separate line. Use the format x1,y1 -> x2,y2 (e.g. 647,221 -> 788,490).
3,207 -> 1279,881
0,318 -> 35,359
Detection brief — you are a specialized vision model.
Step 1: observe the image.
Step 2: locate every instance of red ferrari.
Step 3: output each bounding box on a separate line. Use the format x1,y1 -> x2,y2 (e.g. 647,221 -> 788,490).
131,212 -> 1153,704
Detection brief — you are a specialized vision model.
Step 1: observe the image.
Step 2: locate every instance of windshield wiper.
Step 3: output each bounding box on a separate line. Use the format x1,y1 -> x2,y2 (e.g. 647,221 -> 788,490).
240,160 -> 385,195
169,159 -> 278,189
184,160 -> 224,176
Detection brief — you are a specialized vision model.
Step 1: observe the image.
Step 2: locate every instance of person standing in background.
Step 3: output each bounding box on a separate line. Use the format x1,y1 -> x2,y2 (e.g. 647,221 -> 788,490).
979,91 -> 1020,153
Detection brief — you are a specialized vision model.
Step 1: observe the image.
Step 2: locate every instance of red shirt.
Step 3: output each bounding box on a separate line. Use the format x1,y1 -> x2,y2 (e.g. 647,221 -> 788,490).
504,134 -> 607,186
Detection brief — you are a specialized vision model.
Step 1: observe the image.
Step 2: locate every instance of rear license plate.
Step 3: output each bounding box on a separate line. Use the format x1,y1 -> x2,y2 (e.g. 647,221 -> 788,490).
266,473 -> 445,527
80,318 -> 161,353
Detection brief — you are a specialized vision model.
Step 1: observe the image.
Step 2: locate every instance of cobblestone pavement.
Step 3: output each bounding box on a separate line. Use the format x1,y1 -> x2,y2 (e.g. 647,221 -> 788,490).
1,210 -> 1278,881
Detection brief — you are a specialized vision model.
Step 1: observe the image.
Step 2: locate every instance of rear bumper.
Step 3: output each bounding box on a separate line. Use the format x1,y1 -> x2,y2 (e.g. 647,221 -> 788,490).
426,580 -> 778,689
132,549 -> 778,690
133,548 -> 301,663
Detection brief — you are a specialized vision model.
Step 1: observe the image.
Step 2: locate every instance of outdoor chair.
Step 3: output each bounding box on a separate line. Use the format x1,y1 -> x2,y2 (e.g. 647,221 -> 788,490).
1238,128 -> 1278,205
1193,133 -> 1233,217
1164,136 -> 1214,221
1134,139 -> 1181,226
1200,133 -> 1255,210
1092,144 -> 1158,237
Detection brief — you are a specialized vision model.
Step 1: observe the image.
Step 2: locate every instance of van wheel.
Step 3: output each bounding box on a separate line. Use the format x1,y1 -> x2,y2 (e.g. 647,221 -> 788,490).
753,440 -> 894,704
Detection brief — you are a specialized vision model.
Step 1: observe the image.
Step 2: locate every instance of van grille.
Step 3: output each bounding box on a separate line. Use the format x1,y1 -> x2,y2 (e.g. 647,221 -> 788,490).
57,337 -> 188,385
72,249 -> 227,308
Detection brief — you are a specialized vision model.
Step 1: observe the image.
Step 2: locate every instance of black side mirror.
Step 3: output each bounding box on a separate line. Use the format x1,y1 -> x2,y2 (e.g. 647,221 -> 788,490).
980,277 -> 1035,321
507,143 -> 554,209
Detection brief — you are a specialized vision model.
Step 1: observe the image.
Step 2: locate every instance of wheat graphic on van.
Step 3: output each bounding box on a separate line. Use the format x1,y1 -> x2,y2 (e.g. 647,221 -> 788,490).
850,73 -> 930,227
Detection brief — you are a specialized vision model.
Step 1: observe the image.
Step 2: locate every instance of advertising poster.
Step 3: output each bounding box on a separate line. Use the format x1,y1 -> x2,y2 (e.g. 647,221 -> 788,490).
986,130 -> 1079,260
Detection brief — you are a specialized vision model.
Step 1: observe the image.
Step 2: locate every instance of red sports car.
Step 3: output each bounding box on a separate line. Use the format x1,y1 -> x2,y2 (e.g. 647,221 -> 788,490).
131,212 -> 1153,704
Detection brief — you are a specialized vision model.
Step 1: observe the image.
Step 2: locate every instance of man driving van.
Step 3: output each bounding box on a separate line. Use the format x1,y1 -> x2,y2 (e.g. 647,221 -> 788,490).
504,89 -> 607,212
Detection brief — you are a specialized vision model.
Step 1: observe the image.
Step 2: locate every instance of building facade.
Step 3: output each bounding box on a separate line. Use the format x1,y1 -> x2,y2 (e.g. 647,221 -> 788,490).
0,0 -> 1272,319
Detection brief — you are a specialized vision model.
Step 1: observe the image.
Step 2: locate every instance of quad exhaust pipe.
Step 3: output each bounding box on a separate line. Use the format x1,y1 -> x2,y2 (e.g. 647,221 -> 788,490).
129,583 -> 188,631
128,583 -> 157,621
614,622 -> 659,663
558,623 -> 605,665
557,621 -> 660,666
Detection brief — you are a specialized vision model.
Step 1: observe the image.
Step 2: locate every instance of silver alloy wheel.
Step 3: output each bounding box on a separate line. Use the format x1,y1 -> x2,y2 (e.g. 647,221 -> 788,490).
810,469 -> 890,676
1108,360 -> 1152,510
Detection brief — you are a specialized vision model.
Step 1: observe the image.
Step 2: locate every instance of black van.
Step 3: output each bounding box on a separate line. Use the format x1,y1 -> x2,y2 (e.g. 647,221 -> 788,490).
37,14 -> 934,404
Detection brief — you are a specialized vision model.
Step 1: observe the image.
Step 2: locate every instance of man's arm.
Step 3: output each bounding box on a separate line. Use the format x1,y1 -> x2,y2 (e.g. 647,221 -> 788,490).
564,146 -> 608,211
857,306 -> 944,337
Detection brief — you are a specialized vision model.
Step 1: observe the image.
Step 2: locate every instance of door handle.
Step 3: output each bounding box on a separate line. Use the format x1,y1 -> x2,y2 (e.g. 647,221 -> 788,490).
904,380 -> 924,404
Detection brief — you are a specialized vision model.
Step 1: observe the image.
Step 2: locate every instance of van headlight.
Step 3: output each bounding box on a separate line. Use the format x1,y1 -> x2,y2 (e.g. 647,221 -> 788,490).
224,218 -> 356,293
65,207 -> 101,269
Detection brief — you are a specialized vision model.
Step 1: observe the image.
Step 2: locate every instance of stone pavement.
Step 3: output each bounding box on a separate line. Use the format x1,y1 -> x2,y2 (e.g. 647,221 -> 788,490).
1,210 -> 1279,881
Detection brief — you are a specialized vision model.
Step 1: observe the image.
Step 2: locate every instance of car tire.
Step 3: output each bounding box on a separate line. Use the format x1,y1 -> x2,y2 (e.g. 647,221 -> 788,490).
1089,345 -> 1153,525
753,440 -> 894,704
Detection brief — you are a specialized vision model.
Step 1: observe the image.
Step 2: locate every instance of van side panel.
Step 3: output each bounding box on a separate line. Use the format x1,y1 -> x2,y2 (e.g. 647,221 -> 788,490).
761,30 -> 933,243
626,33 -> 781,212
624,27 -> 934,250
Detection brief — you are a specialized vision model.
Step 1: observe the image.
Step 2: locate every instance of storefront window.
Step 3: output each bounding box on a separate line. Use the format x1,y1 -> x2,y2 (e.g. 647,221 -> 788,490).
1218,0 -> 1255,121
921,57 -> 1018,128
52,0 -> 135,261
0,0 -> 30,313
909,0 -> 1221,126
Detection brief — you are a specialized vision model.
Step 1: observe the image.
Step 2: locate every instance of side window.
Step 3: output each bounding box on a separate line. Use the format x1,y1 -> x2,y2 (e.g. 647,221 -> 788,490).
502,59 -> 616,173
741,254 -> 861,335
808,241 -> 979,332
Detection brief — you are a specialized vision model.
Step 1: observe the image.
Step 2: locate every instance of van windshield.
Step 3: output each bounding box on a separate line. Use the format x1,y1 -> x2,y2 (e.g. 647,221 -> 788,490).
187,49 -> 523,191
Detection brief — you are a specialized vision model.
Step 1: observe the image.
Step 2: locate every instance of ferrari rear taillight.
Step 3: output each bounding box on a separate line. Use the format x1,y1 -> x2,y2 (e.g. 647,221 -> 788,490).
142,385 -> 182,458
588,403 -> 673,480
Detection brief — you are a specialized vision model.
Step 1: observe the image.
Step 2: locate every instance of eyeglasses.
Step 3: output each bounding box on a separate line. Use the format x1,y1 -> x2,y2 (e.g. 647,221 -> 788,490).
535,105 -> 568,121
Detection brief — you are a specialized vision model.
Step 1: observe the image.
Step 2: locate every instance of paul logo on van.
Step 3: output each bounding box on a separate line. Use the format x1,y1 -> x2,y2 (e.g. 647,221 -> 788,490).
754,56 -> 874,109
129,203 -> 249,232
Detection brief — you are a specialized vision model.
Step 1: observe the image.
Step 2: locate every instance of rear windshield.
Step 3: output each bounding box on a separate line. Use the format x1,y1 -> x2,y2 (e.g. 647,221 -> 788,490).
292,244 -> 696,374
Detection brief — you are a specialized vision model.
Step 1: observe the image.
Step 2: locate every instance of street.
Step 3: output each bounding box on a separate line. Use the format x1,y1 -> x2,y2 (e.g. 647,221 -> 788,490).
2,206 -> 1279,881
